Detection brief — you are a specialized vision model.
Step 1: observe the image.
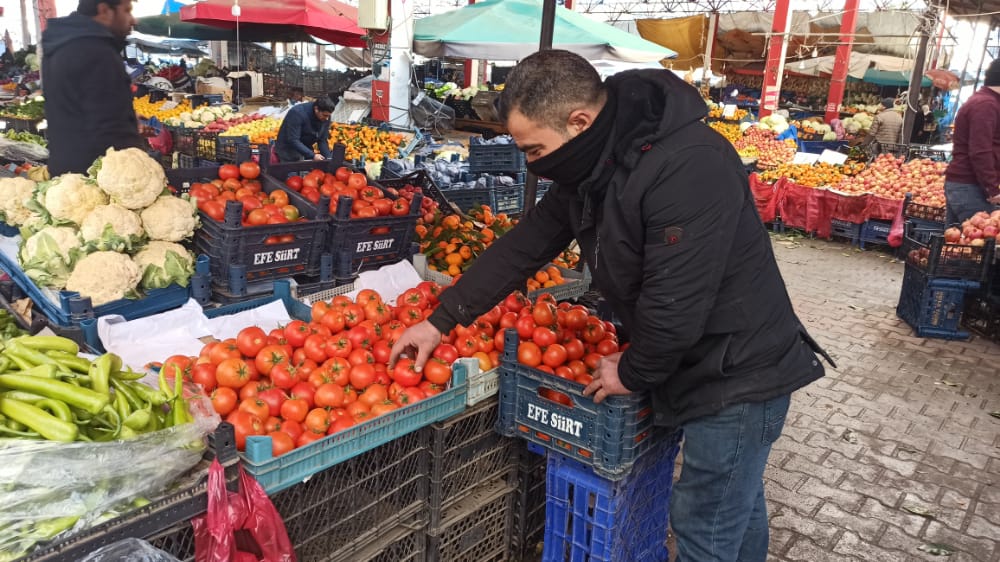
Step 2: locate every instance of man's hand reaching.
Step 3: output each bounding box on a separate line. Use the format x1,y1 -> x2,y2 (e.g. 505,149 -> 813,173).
389,320 -> 443,372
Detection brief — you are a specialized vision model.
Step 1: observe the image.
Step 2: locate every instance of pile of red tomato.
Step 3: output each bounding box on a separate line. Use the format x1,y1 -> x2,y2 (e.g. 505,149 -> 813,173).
283,166 -> 411,220
160,283 -> 622,458
184,162 -> 307,229
382,182 -> 441,224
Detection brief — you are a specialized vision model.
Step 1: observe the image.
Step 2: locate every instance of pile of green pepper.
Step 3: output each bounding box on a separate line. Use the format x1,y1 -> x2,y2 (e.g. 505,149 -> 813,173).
0,336 -> 191,442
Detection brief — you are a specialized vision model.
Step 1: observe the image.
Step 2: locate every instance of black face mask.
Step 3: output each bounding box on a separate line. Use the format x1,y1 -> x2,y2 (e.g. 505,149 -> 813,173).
525,94 -> 617,188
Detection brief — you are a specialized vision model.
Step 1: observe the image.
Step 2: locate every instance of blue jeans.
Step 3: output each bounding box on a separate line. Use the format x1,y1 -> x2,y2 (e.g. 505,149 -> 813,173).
944,182 -> 994,226
671,393 -> 791,562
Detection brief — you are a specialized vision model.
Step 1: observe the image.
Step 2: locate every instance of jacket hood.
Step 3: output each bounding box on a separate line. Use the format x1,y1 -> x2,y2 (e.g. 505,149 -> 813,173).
603,69 -> 708,170
42,13 -> 121,56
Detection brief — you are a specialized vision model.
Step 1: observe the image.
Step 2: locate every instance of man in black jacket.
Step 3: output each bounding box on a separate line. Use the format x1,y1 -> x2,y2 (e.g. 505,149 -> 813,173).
391,50 -> 831,561
42,0 -> 145,175
274,96 -> 335,162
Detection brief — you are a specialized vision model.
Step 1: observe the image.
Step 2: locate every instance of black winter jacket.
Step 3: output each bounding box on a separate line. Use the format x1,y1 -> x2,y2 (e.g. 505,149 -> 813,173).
428,70 -> 830,427
42,13 -> 145,175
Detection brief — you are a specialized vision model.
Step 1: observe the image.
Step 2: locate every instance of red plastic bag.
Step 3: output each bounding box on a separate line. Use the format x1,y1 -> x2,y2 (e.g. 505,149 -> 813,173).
887,198 -> 905,248
192,460 -> 295,562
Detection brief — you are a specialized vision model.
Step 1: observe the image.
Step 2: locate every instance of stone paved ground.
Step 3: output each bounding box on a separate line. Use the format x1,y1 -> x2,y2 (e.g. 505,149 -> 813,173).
760,235 -> 1000,562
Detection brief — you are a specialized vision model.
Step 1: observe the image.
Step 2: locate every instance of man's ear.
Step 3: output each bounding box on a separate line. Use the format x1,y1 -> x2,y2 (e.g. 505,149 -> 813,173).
566,108 -> 596,135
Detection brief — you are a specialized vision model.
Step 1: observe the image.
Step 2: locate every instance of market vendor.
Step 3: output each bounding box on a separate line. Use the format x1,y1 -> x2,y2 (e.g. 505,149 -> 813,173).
869,97 -> 903,146
390,49 -> 831,562
944,58 -> 1000,225
274,96 -> 335,162
41,0 -> 146,175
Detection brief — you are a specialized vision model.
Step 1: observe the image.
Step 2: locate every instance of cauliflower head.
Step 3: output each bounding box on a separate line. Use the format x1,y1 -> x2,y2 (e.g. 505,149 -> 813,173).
33,173 -> 109,226
0,177 -> 38,226
90,147 -> 167,210
140,196 -> 199,242
133,241 -> 195,290
80,204 -> 147,252
19,226 -> 85,289
66,251 -> 142,306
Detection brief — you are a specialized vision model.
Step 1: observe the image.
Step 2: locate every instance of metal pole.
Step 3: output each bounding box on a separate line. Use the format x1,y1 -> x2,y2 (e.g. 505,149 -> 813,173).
903,7 -> 936,145
824,0 -> 859,123
758,0 -> 792,118
971,26 -> 992,92
523,0 -> 558,214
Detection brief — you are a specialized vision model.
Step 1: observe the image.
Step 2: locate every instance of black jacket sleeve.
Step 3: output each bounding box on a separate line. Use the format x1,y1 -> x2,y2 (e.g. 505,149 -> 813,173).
428,183 -> 576,333
283,111 -> 315,159
617,145 -> 745,392
79,41 -> 144,150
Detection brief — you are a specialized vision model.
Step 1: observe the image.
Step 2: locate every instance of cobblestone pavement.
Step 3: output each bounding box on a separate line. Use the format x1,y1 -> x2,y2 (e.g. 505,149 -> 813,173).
761,235 -> 1000,562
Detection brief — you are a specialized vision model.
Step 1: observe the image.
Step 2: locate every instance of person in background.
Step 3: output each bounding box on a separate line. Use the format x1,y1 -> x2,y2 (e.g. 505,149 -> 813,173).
869,97 -> 903,146
389,49 -> 830,562
920,104 -> 938,144
274,95 -> 335,162
287,87 -> 305,106
911,104 -> 927,144
944,58 -> 1000,225
41,0 -> 145,175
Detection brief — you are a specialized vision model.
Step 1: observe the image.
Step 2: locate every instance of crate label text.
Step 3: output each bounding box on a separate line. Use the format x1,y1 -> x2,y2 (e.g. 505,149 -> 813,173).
253,248 -> 301,265
356,238 -> 396,253
526,403 -> 582,438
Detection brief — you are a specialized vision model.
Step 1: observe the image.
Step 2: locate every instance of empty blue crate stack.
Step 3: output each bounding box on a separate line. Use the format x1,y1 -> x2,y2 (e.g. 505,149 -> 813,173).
830,219 -> 861,245
543,431 -> 682,562
859,219 -> 892,249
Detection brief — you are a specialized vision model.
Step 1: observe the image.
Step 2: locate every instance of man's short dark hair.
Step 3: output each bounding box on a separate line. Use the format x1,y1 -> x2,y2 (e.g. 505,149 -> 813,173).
498,50 -> 605,130
77,0 -> 125,17
315,96 -> 336,113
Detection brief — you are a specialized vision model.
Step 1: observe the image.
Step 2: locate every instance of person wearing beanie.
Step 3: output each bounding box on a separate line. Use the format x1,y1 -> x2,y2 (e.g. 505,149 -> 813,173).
869,97 -> 903,145
944,58 -> 1000,224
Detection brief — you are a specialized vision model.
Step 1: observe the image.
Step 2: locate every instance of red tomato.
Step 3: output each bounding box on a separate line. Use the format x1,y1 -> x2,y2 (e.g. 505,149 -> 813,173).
314,383 -> 346,408
419,381 -> 445,397
239,161 -> 261,180
302,334 -> 328,363
394,386 -> 426,406
267,431 -> 295,457
257,388 -> 287,417
255,345 -> 289,377
280,419 -> 304,441
304,408 -> 331,434
583,353 -> 603,371
454,334 -> 478,358
532,326 -> 558,348
191,363 -> 217,392
269,363 -> 298,390
297,430 -> 325,448
542,344 -> 568,368
391,358 -> 422,387
347,325 -> 374,350
432,344 -> 459,364
391,198 -> 410,216
372,340 -> 393,364
228,410 -> 264,450
290,382 -> 316,407
515,316 -> 536,340
280,398 -> 309,423
320,310 -> 346,332
219,164 -> 240,181
162,355 -> 192,381
349,363 -> 377,390
216,358 -> 251,389
423,358 -> 452,385
504,292 -> 529,313
239,398 -> 270,421
517,342 -> 543,367
564,308 -> 589,331
342,304 -> 364,328
347,172 -> 367,191
323,357 -> 352,386
582,318 -> 607,344
283,320 -> 311,348
347,348 -> 374,367
327,335 -> 352,358
596,338 -> 620,356
236,326 -> 268,357
210,387 -> 238,416
532,303 -> 557,327
564,338 -> 585,361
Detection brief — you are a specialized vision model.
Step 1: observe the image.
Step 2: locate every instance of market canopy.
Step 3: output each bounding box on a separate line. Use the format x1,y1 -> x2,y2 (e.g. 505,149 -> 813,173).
128,31 -> 206,57
180,0 -> 366,48
134,13 -> 320,42
413,0 -> 675,63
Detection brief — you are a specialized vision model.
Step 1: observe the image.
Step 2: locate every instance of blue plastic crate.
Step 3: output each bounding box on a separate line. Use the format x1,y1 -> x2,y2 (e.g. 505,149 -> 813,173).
496,331 -> 656,480
859,219 -> 892,249
830,219 -> 861,244
896,263 -> 978,340
902,230 -> 994,283
443,182 -> 525,216
166,166 -> 332,288
0,244 -> 190,329
468,142 -> 526,174
543,431 -> 681,562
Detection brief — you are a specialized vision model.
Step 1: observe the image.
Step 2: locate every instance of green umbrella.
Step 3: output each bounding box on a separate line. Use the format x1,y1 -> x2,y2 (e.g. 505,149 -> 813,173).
134,13 -> 319,42
413,0 -> 675,63
861,68 -> 932,88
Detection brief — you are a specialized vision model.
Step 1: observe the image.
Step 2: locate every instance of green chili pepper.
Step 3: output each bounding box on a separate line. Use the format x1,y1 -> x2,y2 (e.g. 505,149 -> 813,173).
0,424 -> 40,438
0,374 -> 109,415
111,379 -> 144,412
123,407 -> 151,431
158,368 -> 172,398
0,357 -> 11,374
0,398 -> 78,442
10,336 -> 79,355
111,368 -> 146,381
117,425 -> 137,440
6,353 -> 34,371
113,390 -> 131,422
125,380 -> 168,406
16,365 -> 58,379
34,398 -> 73,423
31,516 -> 79,537
44,351 -> 92,374
5,343 -> 62,368
89,354 -> 114,397
0,390 -> 46,403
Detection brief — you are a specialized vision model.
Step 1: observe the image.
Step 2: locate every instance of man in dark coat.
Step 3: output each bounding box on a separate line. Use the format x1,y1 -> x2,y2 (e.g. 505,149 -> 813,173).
274,96 -> 335,162
390,50 -> 831,561
42,0 -> 145,175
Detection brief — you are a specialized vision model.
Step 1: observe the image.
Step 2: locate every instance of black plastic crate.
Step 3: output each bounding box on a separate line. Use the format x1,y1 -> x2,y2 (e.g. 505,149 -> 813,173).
511,443 -> 546,561
908,145 -> 951,162
341,523 -> 426,562
896,263 -> 978,340
216,135 -> 268,163
270,429 -> 429,562
428,398 -> 519,530
328,195 -> 423,278
859,219 -> 892,249
444,182 -> 525,216
0,280 -> 91,353
874,142 -> 910,159
176,153 -> 200,169
19,425 -> 238,562
144,523 -> 195,562
426,480 -> 514,562
445,97 -> 480,120
170,127 -> 199,157
902,228 -> 995,283
468,143 -> 526,174
165,166 -> 331,288
195,130 -> 218,161
903,194 -> 947,224
962,292 -> 1000,343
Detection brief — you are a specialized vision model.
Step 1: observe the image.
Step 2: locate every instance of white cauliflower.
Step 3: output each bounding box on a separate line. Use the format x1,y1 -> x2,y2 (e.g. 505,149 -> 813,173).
0,177 -> 38,226
66,251 -> 142,306
133,241 -> 195,290
140,196 -> 199,242
18,226 -> 85,289
33,173 -> 109,225
89,147 -> 167,210
80,204 -> 146,252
